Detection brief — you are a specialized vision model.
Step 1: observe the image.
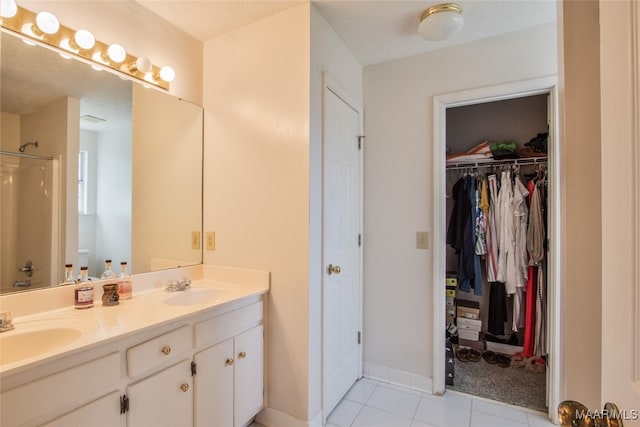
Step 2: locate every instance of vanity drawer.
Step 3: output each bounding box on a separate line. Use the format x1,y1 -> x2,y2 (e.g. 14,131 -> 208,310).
127,325 -> 190,377
194,301 -> 263,348
1,352 -> 119,427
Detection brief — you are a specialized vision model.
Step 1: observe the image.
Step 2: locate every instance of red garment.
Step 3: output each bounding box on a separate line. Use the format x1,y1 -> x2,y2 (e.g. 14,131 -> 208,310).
523,266 -> 536,357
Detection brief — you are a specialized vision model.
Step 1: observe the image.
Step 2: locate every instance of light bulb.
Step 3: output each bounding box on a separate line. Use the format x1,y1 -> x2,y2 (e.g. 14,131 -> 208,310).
0,0 -> 17,18
159,66 -> 175,82
129,57 -> 152,73
34,11 -> 60,35
74,29 -> 95,50
107,44 -> 126,63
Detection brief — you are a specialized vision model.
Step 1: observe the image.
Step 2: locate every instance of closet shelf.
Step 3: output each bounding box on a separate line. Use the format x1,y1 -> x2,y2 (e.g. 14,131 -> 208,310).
445,156 -> 547,170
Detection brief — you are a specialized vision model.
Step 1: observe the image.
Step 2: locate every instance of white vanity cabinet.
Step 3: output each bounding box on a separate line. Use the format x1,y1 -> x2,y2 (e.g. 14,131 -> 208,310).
0,295 -> 265,427
194,325 -> 263,427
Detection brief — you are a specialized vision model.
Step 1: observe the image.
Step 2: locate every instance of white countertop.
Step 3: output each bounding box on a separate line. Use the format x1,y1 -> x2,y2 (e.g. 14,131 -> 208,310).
0,265 -> 269,377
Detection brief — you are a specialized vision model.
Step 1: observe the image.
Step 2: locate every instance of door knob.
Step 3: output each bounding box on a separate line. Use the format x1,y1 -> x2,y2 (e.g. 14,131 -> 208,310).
327,264 -> 341,275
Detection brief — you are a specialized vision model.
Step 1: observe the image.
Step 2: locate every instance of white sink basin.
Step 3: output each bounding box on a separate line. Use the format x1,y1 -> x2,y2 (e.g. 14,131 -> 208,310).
0,318 -> 99,365
163,288 -> 230,306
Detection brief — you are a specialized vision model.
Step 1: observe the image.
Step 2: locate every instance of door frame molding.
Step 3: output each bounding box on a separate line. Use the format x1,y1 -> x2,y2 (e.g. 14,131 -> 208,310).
431,76 -> 562,422
321,72 -> 364,420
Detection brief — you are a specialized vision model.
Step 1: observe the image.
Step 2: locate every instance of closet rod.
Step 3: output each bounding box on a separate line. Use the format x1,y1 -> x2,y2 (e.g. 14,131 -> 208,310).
445,156 -> 547,171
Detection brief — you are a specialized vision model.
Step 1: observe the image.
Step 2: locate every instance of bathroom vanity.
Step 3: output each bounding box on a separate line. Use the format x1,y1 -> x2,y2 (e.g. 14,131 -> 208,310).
0,265 -> 268,427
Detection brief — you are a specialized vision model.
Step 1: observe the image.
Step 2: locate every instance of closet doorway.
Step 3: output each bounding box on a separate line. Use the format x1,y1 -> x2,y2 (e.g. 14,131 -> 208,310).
432,77 -> 561,423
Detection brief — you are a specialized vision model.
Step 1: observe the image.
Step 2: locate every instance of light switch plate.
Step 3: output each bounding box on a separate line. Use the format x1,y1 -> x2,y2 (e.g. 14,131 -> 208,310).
206,232 -> 215,251
192,231 -> 201,250
416,231 -> 429,249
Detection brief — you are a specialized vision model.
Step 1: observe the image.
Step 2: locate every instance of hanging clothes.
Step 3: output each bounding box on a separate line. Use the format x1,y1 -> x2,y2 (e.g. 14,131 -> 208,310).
485,174 -> 499,282
511,175 -> 529,331
447,177 -> 475,292
496,170 -> 516,294
468,176 -> 483,296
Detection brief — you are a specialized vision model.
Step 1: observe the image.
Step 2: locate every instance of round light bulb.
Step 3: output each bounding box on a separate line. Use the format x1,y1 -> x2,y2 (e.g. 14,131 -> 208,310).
107,44 -> 126,63
159,66 -> 175,82
0,0 -> 18,18
74,29 -> 95,50
35,11 -> 60,35
134,57 -> 152,73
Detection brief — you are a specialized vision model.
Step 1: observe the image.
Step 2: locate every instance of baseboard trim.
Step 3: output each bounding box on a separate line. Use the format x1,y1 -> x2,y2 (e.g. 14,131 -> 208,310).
363,362 -> 434,394
255,407 -> 323,427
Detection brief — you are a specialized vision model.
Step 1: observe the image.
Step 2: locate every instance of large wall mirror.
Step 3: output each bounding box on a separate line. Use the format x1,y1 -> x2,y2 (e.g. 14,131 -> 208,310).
0,30 -> 203,294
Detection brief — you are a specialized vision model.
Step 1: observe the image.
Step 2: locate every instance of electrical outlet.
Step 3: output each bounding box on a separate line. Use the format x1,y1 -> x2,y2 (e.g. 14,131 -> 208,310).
192,231 -> 201,250
206,232 -> 215,251
416,231 -> 429,249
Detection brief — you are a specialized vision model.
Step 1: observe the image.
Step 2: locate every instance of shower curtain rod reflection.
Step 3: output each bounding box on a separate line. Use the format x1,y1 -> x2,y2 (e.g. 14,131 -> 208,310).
0,151 -> 54,161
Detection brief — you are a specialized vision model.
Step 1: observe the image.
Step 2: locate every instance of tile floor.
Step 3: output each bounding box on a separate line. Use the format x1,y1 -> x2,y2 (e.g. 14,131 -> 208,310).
325,378 -> 555,427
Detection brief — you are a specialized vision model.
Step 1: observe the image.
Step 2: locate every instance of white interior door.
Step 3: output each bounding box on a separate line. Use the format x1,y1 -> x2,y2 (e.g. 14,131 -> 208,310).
322,86 -> 362,418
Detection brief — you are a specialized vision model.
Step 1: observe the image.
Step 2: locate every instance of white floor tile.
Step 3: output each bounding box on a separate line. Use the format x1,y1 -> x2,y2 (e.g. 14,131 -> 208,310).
327,399 -> 364,427
379,382 -> 423,397
527,411 -> 555,427
410,420 -> 437,427
470,410 -> 528,427
351,406 -> 412,427
413,395 -> 471,427
326,424 -> 341,427
472,399 -> 529,424
346,379 -> 378,404
366,384 -> 421,418
439,391 -> 473,409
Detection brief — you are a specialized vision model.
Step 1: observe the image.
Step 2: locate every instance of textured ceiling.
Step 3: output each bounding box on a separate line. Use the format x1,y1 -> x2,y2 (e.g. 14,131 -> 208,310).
137,0 -> 557,66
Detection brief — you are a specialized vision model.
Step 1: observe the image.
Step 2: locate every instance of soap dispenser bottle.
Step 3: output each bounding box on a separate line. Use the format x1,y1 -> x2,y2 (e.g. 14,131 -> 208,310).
75,266 -> 94,309
117,261 -> 132,300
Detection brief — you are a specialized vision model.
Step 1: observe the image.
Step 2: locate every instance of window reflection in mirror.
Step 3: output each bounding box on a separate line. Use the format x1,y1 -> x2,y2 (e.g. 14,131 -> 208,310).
0,30 -> 203,294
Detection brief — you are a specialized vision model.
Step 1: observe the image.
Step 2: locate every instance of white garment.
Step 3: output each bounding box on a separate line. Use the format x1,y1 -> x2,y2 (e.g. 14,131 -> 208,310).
485,174 -> 499,282
496,171 -> 515,294
511,175 -> 529,331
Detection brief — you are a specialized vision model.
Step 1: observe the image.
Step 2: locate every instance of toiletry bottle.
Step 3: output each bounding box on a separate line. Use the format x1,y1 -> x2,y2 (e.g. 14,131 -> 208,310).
75,266 -> 94,309
60,263 -> 76,285
117,261 -> 132,300
101,259 -> 116,279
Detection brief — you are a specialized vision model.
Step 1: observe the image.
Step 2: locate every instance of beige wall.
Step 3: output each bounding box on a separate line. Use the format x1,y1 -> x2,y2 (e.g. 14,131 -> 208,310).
19,0 -> 202,104
131,85 -> 202,273
559,0 -> 602,408
1,112 -> 20,151
202,4 -> 312,422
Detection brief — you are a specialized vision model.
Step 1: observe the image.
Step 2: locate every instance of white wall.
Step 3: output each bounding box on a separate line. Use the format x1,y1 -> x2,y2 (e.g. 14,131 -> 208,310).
363,24 -> 557,384
203,4 -> 312,422
96,126 -> 131,273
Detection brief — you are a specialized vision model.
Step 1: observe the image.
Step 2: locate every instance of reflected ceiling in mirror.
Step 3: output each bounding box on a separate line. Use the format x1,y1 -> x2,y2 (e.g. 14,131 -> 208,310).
1,30 -> 203,295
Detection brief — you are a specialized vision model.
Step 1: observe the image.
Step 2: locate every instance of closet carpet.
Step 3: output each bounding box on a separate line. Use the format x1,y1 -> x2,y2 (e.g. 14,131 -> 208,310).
448,357 -> 547,412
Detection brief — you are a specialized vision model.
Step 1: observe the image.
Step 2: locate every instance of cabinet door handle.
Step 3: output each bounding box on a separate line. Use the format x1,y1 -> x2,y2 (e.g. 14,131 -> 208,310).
180,383 -> 189,392
238,351 -> 247,359
225,358 -> 234,366
161,345 -> 171,355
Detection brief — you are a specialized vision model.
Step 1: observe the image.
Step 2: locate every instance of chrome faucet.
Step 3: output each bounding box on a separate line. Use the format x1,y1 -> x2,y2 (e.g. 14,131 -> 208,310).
0,312 -> 14,332
165,278 -> 191,292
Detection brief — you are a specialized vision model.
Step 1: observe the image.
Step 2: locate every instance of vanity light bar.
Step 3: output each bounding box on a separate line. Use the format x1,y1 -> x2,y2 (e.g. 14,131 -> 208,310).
0,4 -> 174,90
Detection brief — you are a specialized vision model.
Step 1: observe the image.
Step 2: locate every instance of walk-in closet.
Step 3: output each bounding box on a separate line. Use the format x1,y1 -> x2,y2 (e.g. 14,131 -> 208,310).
444,94 -> 551,411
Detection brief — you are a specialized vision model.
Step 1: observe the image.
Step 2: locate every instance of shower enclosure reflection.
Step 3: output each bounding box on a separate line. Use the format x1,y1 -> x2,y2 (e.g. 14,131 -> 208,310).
0,153 -> 58,291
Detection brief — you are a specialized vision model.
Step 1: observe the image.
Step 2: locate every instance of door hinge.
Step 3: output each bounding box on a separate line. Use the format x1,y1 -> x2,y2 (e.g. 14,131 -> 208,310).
357,331 -> 362,344
191,361 -> 197,376
120,394 -> 129,414
358,233 -> 362,247
357,135 -> 365,150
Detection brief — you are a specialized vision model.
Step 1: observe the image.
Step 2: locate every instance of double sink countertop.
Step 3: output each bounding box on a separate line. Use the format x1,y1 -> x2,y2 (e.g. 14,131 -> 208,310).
0,265 -> 270,377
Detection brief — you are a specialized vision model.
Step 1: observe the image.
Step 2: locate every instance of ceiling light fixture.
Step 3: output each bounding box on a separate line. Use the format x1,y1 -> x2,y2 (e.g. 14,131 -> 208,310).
72,29 -> 95,50
158,66 -> 176,83
128,57 -> 152,74
33,11 -> 60,36
418,3 -> 464,41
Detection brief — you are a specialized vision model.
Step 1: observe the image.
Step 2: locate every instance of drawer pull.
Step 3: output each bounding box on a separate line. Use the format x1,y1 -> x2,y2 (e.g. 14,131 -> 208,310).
238,351 -> 247,359
180,383 -> 189,392
161,345 -> 171,355
225,358 -> 234,366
